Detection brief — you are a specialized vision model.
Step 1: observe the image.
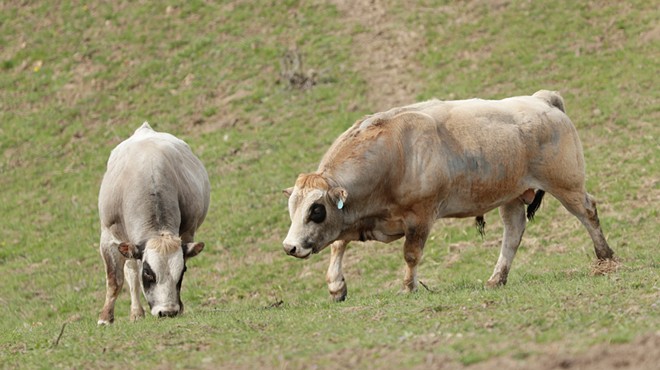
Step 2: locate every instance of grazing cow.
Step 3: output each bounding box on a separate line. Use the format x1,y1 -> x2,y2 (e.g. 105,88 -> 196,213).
283,90 -> 614,301
97,122 -> 210,324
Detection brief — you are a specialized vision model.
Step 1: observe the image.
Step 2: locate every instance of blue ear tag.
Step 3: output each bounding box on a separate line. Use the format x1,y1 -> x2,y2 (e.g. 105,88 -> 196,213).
337,199 -> 344,210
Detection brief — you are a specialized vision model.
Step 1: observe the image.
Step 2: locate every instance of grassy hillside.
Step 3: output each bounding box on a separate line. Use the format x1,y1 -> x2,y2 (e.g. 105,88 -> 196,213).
1,0 -> 658,368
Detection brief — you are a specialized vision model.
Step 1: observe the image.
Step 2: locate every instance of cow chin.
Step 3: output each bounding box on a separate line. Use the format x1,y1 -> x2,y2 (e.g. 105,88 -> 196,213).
290,242 -> 330,259
294,247 -> 314,259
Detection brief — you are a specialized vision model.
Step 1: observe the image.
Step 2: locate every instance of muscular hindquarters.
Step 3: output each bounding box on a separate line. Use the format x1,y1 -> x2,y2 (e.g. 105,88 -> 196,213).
527,121 -> 586,194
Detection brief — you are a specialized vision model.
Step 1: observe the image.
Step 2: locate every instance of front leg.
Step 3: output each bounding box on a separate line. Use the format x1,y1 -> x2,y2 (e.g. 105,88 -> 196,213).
402,222 -> 431,293
326,240 -> 348,302
98,232 -> 125,325
124,259 -> 145,321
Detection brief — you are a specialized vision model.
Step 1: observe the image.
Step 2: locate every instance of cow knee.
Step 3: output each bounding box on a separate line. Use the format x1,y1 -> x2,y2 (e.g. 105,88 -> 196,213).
404,251 -> 419,266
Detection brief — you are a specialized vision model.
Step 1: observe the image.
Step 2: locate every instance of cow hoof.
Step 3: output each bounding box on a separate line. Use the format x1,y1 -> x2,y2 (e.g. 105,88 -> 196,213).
400,287 -> 419,295
130,308 -> 145,322
485,277 -> 506,288
97,312 -> 114,325
328,280 -> 347,302
486,268 -> 509,288
402,279 -> 418,293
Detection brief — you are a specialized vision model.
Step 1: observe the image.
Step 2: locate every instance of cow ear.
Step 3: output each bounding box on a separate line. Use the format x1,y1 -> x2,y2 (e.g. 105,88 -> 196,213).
118,242 -> 143,259
328,187 -> 348,210
282,187 -> 294,198
183,242 -> 204,259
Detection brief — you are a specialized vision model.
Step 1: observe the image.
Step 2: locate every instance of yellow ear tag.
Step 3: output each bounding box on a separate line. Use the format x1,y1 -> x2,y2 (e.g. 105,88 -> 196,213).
337,199 -> 344,210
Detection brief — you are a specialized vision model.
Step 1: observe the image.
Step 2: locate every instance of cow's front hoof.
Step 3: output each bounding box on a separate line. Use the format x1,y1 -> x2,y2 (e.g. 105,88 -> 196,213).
98,312 -> 114,325
328,280 -> 347,302
96,315 -> 115,326
130,307 -> 145,322
402,278 -> 418,293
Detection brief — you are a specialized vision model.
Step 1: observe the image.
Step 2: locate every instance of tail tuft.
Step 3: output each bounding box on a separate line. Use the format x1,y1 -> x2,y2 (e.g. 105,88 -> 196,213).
526,190 -> 545,221
475,215 -> 486,238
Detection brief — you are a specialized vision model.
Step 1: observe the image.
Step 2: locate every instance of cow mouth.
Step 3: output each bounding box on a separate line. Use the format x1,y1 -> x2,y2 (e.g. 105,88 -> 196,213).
295,245 -> 321,259
285,241 -> 324,259
299,247 -> 315,259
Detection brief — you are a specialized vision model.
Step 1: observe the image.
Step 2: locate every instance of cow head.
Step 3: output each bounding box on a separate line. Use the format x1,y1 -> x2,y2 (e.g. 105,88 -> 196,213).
282,173 -> 347,258
118,232 -> 204,318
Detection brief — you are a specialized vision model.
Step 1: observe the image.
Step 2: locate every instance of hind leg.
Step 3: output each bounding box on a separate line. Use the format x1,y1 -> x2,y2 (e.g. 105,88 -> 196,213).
487,200 -> 527,287
553,190 -> 614,260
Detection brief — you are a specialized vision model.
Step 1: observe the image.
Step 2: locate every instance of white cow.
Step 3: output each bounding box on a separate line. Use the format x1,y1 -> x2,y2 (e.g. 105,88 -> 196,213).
98,122 -> 210,324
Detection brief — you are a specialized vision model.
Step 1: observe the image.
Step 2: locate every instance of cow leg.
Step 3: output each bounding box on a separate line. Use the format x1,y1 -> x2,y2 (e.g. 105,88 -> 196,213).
487,200 -> 527,287
124,259 -> 145,321
326,240 -> 348,302
98,231 -> 125,325
402,222 -> 431,293
553,190 -> 614,260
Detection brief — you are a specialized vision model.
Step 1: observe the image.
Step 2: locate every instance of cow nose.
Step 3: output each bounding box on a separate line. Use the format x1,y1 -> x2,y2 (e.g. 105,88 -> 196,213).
283,242 -> 297,256
158,309 -> 179,318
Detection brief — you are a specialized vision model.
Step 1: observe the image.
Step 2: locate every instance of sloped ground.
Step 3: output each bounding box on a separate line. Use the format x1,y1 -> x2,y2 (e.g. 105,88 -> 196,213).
319,1 -> 659,369
459,332 -> 660,370
0,1 -> 657,369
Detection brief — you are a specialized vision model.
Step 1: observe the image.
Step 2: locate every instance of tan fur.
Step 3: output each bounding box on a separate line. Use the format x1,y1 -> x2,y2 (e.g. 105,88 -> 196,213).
146,231 -> 182,255
295,173 -> 330,192
283,90 -> 614,300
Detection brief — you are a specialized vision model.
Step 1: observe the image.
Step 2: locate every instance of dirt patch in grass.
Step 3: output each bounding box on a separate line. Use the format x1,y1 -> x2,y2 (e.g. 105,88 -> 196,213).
449,332 -> 660,370
590,258 -> 620,276
330,0 -> 425,110
225,332 -> 660,370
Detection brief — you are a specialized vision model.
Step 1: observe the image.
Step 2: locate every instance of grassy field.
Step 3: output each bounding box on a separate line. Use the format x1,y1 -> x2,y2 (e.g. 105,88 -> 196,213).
1,0 -> 658,368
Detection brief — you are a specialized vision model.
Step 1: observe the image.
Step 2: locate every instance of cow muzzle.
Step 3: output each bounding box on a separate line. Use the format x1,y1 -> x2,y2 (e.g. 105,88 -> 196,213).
151,303 -> 181,318
158,309 -> 179,318
283,240 -> 313,259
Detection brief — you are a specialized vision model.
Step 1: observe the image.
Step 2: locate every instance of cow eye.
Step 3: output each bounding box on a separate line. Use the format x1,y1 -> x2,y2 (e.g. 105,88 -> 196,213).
309,203 -> 326,223
142,263 -> 156,283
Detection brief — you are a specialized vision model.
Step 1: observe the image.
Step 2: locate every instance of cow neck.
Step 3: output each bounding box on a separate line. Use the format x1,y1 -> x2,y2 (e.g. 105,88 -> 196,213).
320,180 -> 384,231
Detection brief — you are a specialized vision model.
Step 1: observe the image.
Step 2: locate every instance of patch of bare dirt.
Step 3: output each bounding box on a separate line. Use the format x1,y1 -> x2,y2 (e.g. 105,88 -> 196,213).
329,0 -> 426,111
453,332 -> 660,370
591,258 -> 620,276
217,332 -> 660,370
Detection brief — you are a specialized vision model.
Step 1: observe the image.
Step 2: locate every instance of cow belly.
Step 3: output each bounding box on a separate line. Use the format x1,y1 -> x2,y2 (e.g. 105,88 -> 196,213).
357,218 -> 405,243
438,184 -> 529,218
371,229 -> 405,243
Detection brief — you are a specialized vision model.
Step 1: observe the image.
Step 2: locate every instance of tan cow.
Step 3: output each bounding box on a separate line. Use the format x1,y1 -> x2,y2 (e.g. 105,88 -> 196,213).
98,122 -> 210,324
283,90 -> 614,301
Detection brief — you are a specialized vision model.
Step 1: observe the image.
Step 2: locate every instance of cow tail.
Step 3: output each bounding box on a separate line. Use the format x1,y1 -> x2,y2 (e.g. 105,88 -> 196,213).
526,190 -> 545,221
475,215 -> 486,238
548,93 -> 565,113
533,90 -> 565,113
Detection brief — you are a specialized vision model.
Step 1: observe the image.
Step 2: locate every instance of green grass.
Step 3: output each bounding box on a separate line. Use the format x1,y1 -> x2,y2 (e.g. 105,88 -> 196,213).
1,0 -> 658,368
